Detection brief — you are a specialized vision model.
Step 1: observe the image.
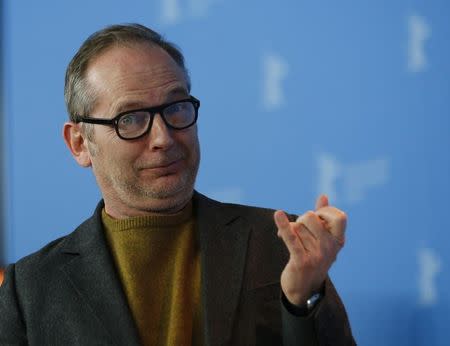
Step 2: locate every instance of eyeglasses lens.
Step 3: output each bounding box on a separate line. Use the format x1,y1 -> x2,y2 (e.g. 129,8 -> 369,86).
117,100 -> 197,139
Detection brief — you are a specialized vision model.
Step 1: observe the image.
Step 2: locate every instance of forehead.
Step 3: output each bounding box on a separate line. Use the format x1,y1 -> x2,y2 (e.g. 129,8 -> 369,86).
85,43 -> 188,112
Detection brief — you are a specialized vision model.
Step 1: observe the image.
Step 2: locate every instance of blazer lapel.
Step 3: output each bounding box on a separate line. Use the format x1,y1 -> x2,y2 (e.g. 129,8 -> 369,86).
56,194 -> 250,346
194,193 -> 251,346
59,202 -> 141,346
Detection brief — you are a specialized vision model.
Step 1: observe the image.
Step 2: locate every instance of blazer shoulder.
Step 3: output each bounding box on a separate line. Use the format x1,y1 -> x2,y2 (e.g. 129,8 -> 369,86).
195,191 -> 281,220
15,235 -> 68,274
210,198 -> 297,226
13,210 -> 99,282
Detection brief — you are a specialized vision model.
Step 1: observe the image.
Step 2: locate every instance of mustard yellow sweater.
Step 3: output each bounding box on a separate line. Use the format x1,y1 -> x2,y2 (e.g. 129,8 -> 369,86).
102,202 -> 202,346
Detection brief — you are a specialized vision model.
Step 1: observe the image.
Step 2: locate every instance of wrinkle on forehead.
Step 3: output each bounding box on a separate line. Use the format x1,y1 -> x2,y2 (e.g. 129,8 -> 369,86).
113,86 -> 189,114
86,44 -> 189,117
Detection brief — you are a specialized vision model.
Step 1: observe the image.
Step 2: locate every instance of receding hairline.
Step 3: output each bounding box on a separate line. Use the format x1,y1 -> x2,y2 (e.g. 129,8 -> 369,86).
82,42 -> 191,115
64,24 -> 191,123
76,41 -> 191,116
84,40 -> 188,76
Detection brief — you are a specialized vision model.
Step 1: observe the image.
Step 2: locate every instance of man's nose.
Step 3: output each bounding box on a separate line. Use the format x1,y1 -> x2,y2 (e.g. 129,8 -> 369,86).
147,114 -> 175,150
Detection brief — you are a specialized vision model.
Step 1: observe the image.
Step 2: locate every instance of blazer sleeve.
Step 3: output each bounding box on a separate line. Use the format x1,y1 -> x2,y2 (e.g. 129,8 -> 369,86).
281,278 -> 356,346
0,264 -> 28,345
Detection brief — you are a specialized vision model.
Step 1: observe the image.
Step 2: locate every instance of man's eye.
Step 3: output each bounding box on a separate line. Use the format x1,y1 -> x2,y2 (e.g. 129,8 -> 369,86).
166,103 -> 185,115
119,115 -> 135,126
119,113 -> 149,128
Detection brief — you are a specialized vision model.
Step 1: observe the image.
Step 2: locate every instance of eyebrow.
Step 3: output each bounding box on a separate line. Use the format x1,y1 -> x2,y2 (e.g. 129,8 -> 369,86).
115,102 -> 148,114
163,87 -> 189,101
114,87 -> 189,114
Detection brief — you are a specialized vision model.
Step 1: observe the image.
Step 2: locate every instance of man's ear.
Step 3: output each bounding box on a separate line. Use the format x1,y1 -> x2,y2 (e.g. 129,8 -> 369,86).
63,122 -> 92,167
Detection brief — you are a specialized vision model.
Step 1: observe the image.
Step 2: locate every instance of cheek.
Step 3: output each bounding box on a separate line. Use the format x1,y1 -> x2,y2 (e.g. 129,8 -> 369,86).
179,128 -> 199,152
94,143 -> 140,170
86,140 -> 98,157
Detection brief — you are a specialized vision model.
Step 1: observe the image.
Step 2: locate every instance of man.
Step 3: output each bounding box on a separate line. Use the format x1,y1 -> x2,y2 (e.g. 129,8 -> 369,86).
0,24 -> 355,345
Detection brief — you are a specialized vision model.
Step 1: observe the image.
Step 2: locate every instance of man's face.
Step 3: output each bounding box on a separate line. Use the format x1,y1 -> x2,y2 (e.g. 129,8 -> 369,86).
82,44 -> 200,217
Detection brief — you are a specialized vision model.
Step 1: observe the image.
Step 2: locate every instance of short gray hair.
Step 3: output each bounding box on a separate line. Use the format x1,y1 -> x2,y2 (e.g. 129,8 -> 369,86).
64,23 -> 190,123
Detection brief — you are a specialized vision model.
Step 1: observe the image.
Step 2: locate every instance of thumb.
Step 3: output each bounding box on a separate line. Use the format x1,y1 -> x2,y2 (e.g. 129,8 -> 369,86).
315,194 -> 329,210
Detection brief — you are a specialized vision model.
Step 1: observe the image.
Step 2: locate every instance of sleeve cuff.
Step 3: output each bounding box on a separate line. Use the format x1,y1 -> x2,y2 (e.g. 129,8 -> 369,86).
281,292 -> 319,346
281,292 -> 311,317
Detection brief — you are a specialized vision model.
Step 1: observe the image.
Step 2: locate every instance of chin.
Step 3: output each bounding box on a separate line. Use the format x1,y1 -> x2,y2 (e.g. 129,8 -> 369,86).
134,181 -> 194,211
142,193 -> 192,213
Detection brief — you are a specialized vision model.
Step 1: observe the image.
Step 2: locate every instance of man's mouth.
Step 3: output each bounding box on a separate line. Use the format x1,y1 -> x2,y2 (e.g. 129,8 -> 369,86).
139,158 -> 184,175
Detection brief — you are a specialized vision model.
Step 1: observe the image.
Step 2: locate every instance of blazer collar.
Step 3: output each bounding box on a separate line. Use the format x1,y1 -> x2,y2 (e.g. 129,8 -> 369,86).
59,201 -> 141,346
59,192 -> 251,346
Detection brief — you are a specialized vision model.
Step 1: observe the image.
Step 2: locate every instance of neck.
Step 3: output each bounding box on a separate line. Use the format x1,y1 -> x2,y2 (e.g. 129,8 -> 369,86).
103,191 -> 194,219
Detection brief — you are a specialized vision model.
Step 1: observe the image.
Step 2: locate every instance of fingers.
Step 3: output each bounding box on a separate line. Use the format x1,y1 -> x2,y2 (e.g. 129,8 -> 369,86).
296,211 -> 326,240
315,207 -> 347,246
274,211 -> 306,260
275,204 -> 345,260
274,210 -> 290,230
276,210 -> 319,253
314,195 -> 347,247
314,194 -> 332,230
315,194 -> 329,210
293,223 -> 317,252
296,212 -> 341,267
274,210 -> 314,260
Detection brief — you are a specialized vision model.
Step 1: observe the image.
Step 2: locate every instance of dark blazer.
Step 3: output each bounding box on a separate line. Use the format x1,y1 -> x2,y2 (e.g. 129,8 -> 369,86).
0,192 -> 355,345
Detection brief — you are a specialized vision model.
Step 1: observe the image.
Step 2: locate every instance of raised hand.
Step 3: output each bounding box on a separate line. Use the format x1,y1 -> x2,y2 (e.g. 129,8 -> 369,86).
274,195 -> 347,306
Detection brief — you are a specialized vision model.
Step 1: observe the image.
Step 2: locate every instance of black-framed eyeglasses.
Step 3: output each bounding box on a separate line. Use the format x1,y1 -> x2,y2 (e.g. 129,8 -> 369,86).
76,96 -> 200,140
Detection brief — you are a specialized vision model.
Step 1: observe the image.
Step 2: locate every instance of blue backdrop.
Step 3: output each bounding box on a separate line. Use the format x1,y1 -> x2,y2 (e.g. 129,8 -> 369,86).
2,1 -> 449,345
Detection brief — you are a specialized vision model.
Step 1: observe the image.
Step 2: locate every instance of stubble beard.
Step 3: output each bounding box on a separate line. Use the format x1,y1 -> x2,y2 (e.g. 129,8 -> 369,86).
102,149 -> 200,214
120,160 -> 199,208
89,134 -> 201,214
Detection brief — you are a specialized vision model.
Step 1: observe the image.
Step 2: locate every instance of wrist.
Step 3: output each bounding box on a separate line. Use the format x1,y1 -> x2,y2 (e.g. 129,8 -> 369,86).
282,281 -> 325,307
282,291 -> 323,316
